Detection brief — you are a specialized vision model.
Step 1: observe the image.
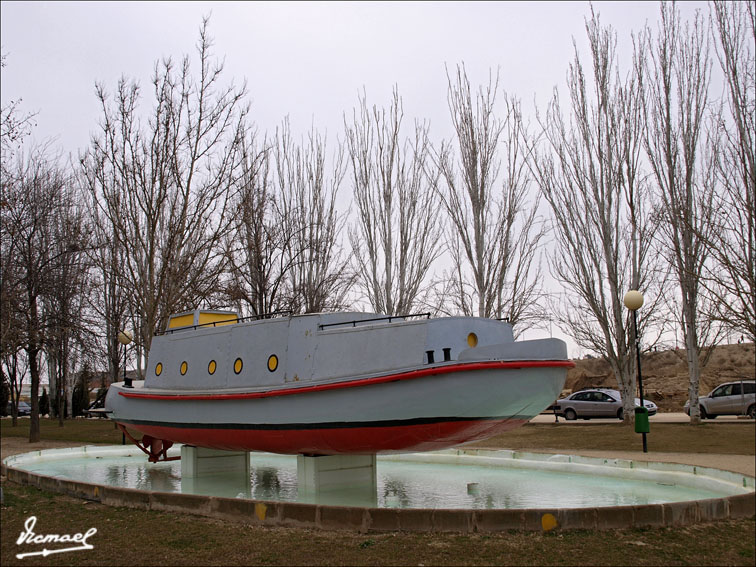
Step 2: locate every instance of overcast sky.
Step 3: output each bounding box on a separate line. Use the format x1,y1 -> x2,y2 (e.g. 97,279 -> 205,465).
1,1 -> 707,156
1,1 -> 707,355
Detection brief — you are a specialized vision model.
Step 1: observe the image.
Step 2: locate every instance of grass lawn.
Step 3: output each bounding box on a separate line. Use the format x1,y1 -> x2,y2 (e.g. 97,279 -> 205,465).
3,417 -> 754,455
2,418 -> 755,566
470,421 -> 756,454
1,417 -> 125,445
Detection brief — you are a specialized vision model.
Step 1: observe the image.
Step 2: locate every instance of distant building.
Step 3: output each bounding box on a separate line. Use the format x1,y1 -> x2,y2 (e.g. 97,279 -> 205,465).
76,369 -> 138,389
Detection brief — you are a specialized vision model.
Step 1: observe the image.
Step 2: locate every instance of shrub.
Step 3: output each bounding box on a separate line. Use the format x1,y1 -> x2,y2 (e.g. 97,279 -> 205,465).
72,366 -> 94,417
39,387 -> 50,416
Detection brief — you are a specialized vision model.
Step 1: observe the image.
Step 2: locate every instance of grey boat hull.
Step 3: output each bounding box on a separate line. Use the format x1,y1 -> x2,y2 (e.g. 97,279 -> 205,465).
106,313 -> 572,455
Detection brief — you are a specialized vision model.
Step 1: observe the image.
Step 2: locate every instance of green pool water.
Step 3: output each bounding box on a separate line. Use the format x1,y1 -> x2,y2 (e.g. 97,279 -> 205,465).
7,446 -> 750,510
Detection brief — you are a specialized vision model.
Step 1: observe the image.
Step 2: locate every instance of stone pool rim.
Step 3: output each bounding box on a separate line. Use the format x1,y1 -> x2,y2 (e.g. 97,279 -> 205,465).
2,446 -> 754,533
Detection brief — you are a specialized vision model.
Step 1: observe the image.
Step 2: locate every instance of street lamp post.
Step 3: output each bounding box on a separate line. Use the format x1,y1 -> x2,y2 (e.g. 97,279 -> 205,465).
117,330 -> 133,446
118,330 -> 133,388
623,290 -> 647,453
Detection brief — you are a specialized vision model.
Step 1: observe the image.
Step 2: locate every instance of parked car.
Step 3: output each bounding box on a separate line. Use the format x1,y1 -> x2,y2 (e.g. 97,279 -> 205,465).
4,401 -> 31,416
684,380 -> 755,419
553,388 -> 658,420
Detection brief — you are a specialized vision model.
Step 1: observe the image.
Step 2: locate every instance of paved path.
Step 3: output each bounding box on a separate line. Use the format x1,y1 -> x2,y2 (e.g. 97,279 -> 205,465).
520,448 -> 756,477
531,411 -> 756,424
495,413 -> 756,477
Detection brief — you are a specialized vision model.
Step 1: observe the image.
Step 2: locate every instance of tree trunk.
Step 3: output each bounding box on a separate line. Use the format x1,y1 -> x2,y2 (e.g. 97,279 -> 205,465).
28,294 -> 40,443
685,306 -> 702,425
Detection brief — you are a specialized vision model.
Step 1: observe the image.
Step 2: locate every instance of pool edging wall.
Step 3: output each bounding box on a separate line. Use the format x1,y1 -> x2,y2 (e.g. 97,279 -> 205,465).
3,447 -> 755,532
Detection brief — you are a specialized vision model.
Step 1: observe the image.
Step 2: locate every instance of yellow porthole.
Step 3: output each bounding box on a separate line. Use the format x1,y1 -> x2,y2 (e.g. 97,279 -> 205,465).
208,360 -> 217,375
180,361 -> 188,375
234,358 -> 243,374
155,362 -> 163,376
467,333 -> 478,348
267,354 -> 278,372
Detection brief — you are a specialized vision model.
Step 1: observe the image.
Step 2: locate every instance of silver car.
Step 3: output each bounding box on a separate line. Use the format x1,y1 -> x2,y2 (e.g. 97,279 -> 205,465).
555,388 -> 658,420
4,401 -> 31,416
684,380 -> 755,419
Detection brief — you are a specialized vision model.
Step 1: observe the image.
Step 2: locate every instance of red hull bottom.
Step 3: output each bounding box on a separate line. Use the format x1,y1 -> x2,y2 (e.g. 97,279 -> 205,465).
120,418 -> 529,455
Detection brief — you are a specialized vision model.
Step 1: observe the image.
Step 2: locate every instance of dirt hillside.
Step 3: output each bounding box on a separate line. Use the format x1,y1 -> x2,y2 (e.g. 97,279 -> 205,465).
566,342 -> 755,412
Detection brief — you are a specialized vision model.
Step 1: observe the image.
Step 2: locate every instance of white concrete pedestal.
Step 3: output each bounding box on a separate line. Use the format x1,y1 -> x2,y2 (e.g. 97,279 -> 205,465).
297,454 -> 377,506
177,447 -> 379,505
180,445 -> 251,498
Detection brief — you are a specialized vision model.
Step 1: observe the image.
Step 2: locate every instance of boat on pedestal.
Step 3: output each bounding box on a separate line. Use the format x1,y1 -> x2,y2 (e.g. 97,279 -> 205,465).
105,310 -> 573,460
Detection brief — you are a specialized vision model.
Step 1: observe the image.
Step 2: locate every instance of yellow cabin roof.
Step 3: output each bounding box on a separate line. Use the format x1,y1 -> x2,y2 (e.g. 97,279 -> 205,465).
167,309 -> 239,331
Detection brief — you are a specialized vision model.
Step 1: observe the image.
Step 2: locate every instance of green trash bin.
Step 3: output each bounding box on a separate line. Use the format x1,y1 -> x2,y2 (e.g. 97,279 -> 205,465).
635,406 -> 650,434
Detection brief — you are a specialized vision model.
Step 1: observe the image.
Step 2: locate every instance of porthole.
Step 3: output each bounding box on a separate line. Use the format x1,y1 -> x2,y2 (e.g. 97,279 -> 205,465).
180,361 -> 188,375
208,360 -> 217,375
155,362 -> 163,376
267,354 -> 278,372
234,358 -> 243,374
467,333 -> 478,348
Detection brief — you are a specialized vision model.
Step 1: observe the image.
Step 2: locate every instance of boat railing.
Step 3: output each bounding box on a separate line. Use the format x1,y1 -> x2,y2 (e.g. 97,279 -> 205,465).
158,310 -> 293,335
318,312 -> 431,331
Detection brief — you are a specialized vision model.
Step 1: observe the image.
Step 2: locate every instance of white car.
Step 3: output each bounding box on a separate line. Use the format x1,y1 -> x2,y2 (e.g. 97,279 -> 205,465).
684,380 -> 755,419
554,388 -> 658,420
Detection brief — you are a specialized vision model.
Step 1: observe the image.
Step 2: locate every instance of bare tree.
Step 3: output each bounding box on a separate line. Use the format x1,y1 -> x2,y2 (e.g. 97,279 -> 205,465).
531,11 -> 662,420
0,235 -> 28,426
1,52 -> 37,427
1,207 -> 26,425
0,145 -> 76,441
1,52 -> 37,171
345,88 -> 443,315
82,18 -> 248,369
643,4 -> 717,424
274,119 -> 354,313
86,199 -> 130,390
1,349 -> 27,426
43,182 -> 92,424
223,136 -> 292,317
705,1 -> 756,342
435,65 -> 546,329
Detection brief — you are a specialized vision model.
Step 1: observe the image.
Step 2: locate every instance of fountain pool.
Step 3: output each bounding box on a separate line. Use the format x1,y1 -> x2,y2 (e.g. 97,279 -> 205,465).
3,445 -> 753,532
